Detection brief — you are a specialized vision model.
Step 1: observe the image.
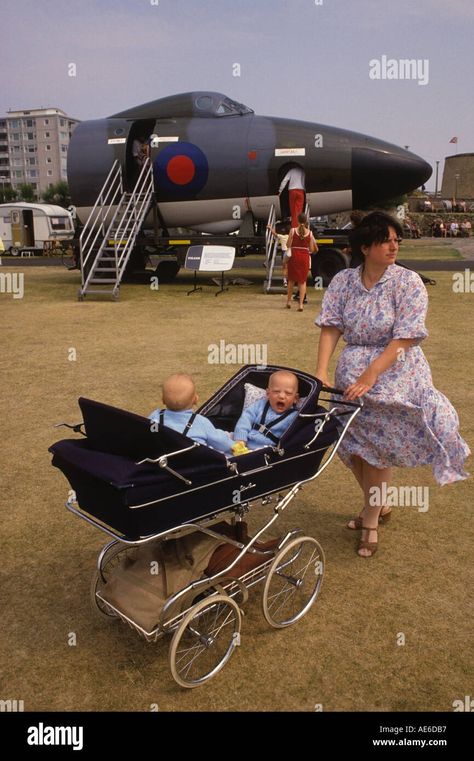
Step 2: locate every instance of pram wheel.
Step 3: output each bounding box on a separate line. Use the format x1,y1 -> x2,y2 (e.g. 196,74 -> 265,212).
262,536 -> 325,628
169,593 -> 242,688
90,542 -> 135,620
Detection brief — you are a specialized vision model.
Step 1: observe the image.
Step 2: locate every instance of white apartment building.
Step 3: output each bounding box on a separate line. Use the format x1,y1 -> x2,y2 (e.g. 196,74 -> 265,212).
0,107 -> 80,197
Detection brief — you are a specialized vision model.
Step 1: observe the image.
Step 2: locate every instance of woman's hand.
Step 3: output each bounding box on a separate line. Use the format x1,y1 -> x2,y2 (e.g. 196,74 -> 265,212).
344,367 -> 379,400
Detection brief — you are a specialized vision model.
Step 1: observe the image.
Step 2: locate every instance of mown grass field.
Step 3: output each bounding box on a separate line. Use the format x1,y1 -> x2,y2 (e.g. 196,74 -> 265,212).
1,260 -> 472,712
397,240 -> 463,260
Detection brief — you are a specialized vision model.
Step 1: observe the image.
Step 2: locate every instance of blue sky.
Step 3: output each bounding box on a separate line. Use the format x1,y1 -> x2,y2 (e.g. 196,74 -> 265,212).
3,0 -> 473,190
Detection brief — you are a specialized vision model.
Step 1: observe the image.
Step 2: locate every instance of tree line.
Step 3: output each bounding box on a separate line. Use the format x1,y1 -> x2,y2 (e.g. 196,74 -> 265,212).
0,181 -> 70,207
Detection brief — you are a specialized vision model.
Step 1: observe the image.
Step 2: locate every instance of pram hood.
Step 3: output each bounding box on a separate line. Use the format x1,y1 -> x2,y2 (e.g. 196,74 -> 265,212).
198,364 -> 324,450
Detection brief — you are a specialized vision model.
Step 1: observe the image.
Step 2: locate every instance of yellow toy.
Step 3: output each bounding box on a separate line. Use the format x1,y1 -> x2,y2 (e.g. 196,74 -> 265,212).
231,441 -> 250,456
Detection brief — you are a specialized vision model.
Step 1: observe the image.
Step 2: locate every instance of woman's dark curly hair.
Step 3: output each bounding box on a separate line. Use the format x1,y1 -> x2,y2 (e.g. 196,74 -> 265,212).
349,211 -> 403,267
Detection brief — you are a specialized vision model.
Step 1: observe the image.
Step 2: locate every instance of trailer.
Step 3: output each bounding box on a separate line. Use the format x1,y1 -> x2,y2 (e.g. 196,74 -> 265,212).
0,202 -> 75,255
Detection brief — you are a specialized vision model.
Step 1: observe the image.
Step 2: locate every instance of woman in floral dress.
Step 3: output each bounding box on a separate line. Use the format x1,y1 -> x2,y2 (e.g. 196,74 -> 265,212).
315,212 -> 470,557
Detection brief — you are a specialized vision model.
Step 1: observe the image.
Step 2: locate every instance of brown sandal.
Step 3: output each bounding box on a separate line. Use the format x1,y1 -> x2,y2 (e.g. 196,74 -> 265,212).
358,526 -> 378,558
347,509 -> 391,531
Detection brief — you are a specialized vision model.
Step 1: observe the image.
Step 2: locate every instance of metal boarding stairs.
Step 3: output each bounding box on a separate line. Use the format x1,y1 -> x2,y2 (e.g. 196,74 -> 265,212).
78,158 -> 154,300
264,201 -> 311,293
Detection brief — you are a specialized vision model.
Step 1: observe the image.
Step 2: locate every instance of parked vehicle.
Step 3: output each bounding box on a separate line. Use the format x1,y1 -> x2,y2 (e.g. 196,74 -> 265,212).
0,202 -> 74,255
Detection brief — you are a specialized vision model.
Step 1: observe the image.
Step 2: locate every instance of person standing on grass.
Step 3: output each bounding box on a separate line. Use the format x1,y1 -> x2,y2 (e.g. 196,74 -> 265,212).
314,211 -> 470,558
286,214 -> 318,311
267,221 -> 290,286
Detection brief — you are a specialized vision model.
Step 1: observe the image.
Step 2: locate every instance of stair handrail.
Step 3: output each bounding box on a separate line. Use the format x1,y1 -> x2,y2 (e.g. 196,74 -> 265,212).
265,203 -> 276,260
265,204 -> 280,292
79,158 -> 154,298
114,160 -> 154,276
79,160 -> 123,277
114,162 -> 151,246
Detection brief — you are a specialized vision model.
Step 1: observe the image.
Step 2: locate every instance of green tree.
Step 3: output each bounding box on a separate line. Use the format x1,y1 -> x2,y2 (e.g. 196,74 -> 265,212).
51,180 -> 70,207
41,185 -> 56,203
18,183 -> 36,202
0,185 -> 18,202
42,181 -> 71,208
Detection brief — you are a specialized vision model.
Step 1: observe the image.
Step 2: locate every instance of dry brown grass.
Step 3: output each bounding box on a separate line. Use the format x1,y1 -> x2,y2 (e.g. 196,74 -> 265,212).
1,264 -> 473,712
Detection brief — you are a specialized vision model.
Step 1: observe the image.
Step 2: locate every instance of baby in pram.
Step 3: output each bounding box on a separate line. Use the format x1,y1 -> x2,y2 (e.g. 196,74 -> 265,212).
233,370 -> 299,450
150,370 -> 300,455
149,373 -> 234,455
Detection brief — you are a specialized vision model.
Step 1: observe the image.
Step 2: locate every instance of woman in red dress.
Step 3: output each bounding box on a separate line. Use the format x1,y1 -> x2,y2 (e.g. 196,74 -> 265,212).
286,213 -> 318,311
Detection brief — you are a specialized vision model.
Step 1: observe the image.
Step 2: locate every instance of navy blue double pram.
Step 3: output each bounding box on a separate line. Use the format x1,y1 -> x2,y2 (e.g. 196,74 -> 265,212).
49,365 -> 361,687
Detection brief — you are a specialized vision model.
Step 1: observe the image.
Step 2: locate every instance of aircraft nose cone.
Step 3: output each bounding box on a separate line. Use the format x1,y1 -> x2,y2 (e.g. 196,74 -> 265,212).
352,147 -> 432,208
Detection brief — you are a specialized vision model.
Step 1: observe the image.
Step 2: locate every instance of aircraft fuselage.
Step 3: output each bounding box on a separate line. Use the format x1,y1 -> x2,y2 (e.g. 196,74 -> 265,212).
68,91 -> 432,232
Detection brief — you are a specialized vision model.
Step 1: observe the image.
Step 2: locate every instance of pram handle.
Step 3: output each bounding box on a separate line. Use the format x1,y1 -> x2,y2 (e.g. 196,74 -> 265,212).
320,385 -> 364,409
321,384 -> 345,395
54,421 -> 86,435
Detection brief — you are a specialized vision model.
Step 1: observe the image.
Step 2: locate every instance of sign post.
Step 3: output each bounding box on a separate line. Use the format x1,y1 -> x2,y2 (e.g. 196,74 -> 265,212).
184,245 -> 236,296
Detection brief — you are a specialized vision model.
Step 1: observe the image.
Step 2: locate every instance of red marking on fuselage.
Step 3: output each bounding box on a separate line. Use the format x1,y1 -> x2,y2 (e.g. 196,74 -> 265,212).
166,155 -> 196,185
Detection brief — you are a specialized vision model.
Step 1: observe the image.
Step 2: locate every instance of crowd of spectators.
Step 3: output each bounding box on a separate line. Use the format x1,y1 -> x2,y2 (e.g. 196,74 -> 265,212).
431,218 -> 472,237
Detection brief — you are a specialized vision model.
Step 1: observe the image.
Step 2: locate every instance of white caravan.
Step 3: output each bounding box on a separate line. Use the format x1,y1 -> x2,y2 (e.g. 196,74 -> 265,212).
0,202 -> 74,254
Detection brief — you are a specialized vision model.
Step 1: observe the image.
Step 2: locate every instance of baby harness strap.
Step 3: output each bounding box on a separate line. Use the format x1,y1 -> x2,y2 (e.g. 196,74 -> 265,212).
159,410 -> 197,435
251,401 -> 295,445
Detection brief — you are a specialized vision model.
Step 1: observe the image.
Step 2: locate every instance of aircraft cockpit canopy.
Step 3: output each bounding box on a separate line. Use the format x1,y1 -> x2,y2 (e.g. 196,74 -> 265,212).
194,94 -> 253,117
111,92 -> 254,121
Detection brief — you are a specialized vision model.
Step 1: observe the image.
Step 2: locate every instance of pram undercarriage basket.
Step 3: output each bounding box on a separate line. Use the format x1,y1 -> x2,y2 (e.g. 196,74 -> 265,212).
49,365 -> 361,688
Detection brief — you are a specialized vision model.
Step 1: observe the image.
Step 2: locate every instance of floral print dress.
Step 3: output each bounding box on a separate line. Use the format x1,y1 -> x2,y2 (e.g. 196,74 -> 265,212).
315,264 -> 470,485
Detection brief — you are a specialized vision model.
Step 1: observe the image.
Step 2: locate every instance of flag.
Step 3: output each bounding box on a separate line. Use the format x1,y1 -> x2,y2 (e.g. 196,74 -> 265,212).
449,137 -> 458,143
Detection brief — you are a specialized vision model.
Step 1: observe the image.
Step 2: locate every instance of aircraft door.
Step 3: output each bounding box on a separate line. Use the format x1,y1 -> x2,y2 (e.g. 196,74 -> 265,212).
126,119 -> 155,190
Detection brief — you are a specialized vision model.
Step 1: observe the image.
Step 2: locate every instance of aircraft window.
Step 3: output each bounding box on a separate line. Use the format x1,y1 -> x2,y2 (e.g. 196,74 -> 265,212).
195,95 -> 214,111
221,97 -> 253,116
216,103 -> 234,115
194,94 -> 254,116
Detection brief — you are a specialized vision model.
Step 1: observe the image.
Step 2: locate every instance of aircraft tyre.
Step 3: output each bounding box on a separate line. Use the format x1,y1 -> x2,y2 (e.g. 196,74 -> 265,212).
314,247 -> 351,287
155,259 -> 181,283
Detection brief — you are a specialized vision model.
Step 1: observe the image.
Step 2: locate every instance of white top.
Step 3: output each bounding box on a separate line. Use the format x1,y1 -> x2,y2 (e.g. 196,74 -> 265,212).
279,167 -> 305,193
0,202 -> 70,216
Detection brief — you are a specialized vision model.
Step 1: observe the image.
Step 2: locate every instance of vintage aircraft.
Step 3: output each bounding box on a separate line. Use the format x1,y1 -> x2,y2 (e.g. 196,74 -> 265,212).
67,91 -> 432,233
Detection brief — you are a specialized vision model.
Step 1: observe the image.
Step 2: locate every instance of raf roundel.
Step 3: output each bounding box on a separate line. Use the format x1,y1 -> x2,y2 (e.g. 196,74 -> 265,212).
153,142 -> 209,198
